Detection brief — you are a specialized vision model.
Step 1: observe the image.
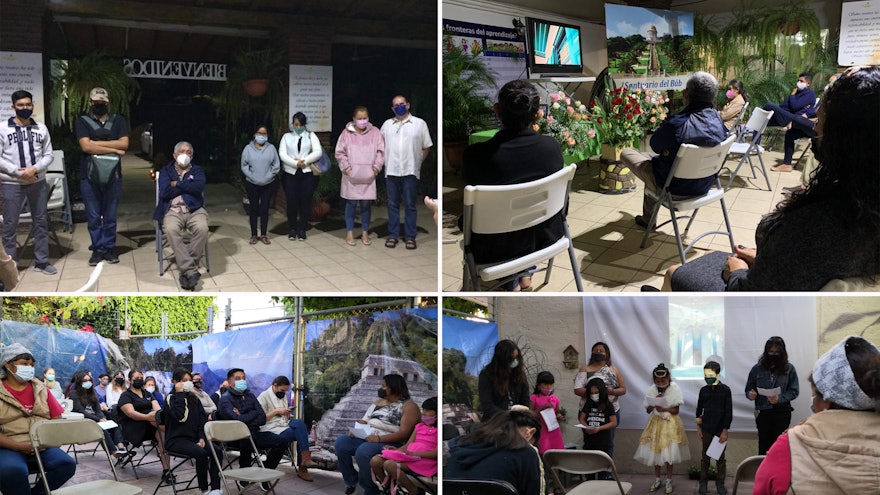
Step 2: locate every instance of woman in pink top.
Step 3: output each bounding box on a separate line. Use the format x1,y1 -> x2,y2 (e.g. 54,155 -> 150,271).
335,106 -> 385,246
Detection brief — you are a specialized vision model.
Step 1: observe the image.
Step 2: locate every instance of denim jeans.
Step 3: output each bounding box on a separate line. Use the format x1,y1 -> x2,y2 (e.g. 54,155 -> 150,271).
386,175 -> 419,240
0,446 -> 76,495
2,181 -> 49,264
275,419 -> 310,464
81,178 -> 122,254
334,434 -> 402,495
345,200 -> 372,232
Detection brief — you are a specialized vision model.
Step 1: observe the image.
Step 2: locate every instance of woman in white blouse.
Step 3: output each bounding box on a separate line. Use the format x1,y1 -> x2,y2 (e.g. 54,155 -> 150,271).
279,112 -> 323,241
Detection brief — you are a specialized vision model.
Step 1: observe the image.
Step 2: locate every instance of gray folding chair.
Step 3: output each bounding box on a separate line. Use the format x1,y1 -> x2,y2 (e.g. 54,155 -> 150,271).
732,455 -> 765,495
444,479 -> 519,495
542,449 -> 632,495
29,418 -> 142,495
204,420 -> 284,495
641,135 -> 738,264
724,107 -> 773,190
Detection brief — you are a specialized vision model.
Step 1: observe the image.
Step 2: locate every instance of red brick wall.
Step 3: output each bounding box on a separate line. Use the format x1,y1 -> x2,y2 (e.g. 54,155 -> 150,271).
0,1 -> 46,52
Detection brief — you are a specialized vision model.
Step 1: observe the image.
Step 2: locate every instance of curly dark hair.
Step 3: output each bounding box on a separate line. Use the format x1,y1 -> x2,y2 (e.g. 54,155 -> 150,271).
781,66 -> 880,279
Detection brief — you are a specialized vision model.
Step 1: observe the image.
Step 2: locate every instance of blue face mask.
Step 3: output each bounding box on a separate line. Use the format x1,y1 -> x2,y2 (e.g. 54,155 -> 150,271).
82,381 -> 93,390
255,135 -> 268,145
393,103 -> 408,117
234,379 -> 247,392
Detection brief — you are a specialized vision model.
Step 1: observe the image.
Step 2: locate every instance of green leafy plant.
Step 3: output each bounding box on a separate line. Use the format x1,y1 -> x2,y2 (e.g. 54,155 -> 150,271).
218,48 -> 288,148
591,77 -> 667,148
442,42 -> 497,142
50,52 -> 140,130
536,90 -> 598,160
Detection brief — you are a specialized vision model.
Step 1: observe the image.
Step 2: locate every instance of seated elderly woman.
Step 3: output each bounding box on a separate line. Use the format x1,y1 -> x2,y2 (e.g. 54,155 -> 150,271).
444,405 -> 543,495
0,343 -> 76,495
753,336 -> 880,493
661,66 -> 880,291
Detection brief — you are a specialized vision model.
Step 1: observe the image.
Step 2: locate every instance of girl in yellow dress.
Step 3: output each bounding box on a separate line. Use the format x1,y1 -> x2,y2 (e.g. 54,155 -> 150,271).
634,363 -> 690,494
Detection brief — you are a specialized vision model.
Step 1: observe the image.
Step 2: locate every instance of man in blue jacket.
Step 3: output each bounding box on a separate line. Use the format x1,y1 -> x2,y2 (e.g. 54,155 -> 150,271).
762,73 -> 818,172
622,72 -> 728,229
152,141 -> 207,290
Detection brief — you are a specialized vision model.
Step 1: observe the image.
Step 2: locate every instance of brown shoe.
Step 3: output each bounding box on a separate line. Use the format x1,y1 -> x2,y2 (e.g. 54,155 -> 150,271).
771,164 -> 793,172
249,236 -> 258,245
297,468 -> 314,482
260,235 -> 271,245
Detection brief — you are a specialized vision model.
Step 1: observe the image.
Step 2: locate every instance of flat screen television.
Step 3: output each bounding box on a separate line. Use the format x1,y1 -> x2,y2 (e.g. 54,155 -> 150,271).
525,17 -> 583,77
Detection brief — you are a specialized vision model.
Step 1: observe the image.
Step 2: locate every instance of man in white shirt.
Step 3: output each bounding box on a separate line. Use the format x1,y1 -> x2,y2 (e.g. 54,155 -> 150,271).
380,95 -> 432,250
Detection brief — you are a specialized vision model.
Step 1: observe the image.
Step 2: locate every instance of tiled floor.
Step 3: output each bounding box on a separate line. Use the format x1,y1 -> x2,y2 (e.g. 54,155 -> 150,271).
11,155 -> 437,293
443,145 -> 806,292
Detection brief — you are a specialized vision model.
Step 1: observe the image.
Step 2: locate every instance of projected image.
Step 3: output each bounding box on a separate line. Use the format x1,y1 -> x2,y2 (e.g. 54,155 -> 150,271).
669,297 -> 724,379
532,22 -> 581,65
604,4 -> 694,76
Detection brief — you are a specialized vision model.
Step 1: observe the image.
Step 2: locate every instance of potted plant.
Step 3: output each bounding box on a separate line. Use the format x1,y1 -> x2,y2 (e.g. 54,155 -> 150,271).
219,48 -> 288,143
311,156 -> 341,222
50,52 -> 140,131
688,463 -> 717,480
442,41 -> 497,172
535,90 -> 599,163
590,77 -> 653,161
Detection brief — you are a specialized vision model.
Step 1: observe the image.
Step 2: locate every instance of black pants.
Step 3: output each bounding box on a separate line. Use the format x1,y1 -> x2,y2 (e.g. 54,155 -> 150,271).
700,430 -> 726,482
245,180 -> 274,236
283,170 -> 317,236
165,438 -> 221,491
755,408 -> 791,455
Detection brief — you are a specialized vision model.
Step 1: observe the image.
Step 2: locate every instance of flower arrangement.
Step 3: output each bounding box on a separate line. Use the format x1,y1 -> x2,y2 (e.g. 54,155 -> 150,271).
591,78 -> 669,148
639,89 -> 669,133
535,91 -> 600,160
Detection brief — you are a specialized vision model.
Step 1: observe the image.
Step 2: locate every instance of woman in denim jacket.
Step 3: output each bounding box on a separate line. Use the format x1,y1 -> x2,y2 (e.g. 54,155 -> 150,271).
745,336 -> 800,455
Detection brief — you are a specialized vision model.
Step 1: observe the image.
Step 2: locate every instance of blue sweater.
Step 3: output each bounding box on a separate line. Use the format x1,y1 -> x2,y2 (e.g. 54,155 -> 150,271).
152,162 -> 206,222
780,88 -> 817,118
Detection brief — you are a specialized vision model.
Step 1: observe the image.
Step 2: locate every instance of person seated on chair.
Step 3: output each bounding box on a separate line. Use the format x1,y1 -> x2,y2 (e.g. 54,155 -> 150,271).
761,72 -> 818,173
42,367 -> 63,401
102,370 -> 126,419
153,141 -> 208,291
658,67 -> 880,291
459,79 -> 565,291
0,343 -> 76,495
621,71 -> 728,231
217,367 -> 287,491
256,375 -> 316,482
144,375 -> 164,408
164,368 -> 222,495
67,369 -> 128,458
117,369 -> 171,477
445,405 -> 543,495
211,379 -> 228,410
190,372 -> 216,419
718,78 -> 748,132
753,336 -> 880,494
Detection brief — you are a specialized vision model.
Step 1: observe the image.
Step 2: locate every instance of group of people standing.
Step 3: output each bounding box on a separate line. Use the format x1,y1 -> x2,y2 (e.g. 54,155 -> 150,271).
240,95 -> 433,249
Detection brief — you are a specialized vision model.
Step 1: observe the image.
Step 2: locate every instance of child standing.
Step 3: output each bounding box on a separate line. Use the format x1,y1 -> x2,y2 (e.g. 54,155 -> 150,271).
695,361 -> 732,495
634,364 -> 690,494
370,397 -> 438,494
578,377 -> 617,480
530,372 -> 565,494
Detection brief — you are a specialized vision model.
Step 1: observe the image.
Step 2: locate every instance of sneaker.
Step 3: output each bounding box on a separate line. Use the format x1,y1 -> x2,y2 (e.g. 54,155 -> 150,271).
716,482 -> 728,495
698,481 -> 708,495
289,233 -> 298,241
103,251 -> 120,263
34,263 -> 57,275
665,478 -> 673,494
649,479 -> 661,492
298,231 -> 307,241
88,251 -> 103,266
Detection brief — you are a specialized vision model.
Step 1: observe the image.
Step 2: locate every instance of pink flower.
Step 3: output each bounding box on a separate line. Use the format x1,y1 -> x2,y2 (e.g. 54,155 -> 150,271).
650,116 -> 657,123
587,129 -> 596,138
563,130 -> 570,137
537,108 -> 545,118
547,116 -> 554,123
40,315 -> 50,324
550,93 -> 560,102
567,137 -> 576,146
567,106 -> 575,115
81,324 -> 94,333
565,97 -> 571,105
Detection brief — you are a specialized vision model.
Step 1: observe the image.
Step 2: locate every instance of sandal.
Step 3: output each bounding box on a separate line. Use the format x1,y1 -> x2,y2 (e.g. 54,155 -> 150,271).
362,233 -> 372,245
404,239 -> 417,250
385,238 -> 398,248
345,234 -> 356,246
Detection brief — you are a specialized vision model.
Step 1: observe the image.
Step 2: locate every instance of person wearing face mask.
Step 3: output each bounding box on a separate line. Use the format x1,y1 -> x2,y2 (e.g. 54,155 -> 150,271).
163,368 -> 223,495
256,375 -> 316,481
761,72 -> 818,172
189,372 -> 216,418
380,95 -> 433,250
76,87 -> 129,266
42,367 -> 63,400
579,377 -> 617,480
68,370 -> 128,458
103,371 -> 127,417
746,336 -> 800,455
573,341 -> 627,459
445,406 -> 543,495
529,371 -> 564,455
95,373 -> 110,401
718,79 -> 748,132
335,105 -> 385,246
695,361 -> 732,495
217,367 -> 287,490
478,339 -> 530,420
280,112 -> 323,241
144,375 -> 164,408
334,373 -> 420,495
0,343 -> 77,495
118,369 -> 171,475
241,124 -> 280,245
0,89 -> 57,276
369,396 -> 438,495
153,141 -> 208,291
754,336 -> 880,495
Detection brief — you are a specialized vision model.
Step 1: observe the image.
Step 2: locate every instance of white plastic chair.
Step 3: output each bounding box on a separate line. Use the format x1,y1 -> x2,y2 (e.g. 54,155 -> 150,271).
73,261 -> 104,292
49,150 -> 74,232
154,171 -> 211,276
724,107 -> 774,190
204,420 -> 284,495
461,165 -> 583,291
29,418 -> 142,495
731,455 -> 765,495
729,101 -> 749,138
542,449 -> 632,495
641,135 -> 737,264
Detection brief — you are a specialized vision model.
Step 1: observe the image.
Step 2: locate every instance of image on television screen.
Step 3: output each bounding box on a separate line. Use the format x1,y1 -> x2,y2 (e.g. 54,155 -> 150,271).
531,21 -> 582,66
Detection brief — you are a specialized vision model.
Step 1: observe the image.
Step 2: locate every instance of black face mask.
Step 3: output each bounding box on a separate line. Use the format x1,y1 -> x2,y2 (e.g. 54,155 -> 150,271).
192,381 -> 203,389
378,387 -> 387,399
591,352 -> 606,363
15,108 -> 32,120
92,104 -> 108,116
114,377 -> 124,385
132,379 -> 144,389
275,391 -> 286,399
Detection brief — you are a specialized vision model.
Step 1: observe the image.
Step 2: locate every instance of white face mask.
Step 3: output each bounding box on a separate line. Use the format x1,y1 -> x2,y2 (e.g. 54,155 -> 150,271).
10,364 -> 35,382
145,386 -> 156,393
796,81 -> 807,91
176,153 -> 192,167
509,359 -> 519,369
590,393 -> 600,402
181,381 -> 194,393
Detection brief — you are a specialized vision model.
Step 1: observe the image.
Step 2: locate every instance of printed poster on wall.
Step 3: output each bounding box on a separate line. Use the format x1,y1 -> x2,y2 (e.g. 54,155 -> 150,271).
604,4 -> 694,91
0,51 -> 45,124
838,1 -> 880,66
289,65 -> 333,132
443,19 -> 527,99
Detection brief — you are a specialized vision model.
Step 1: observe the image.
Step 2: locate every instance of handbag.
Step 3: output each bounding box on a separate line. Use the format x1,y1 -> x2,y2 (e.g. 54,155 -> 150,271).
87,154 -> 122,186
312,150 -> 332,175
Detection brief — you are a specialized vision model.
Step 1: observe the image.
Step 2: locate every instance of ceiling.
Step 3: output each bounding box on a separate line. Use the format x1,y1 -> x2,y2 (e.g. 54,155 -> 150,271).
43,0 -> 436,63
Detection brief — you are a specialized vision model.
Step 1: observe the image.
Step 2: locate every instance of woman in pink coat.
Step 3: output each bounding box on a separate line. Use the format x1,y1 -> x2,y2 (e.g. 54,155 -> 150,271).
335,106 -> 385,246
